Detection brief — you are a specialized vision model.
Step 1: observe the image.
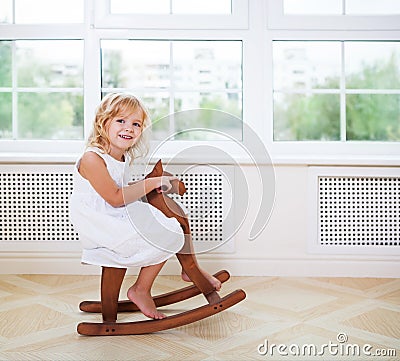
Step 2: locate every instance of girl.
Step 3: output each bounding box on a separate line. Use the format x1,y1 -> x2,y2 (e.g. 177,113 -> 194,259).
70,93 -> 221,320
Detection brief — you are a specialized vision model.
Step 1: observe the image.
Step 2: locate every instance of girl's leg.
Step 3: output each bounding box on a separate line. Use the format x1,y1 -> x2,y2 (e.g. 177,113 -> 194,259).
127,261 -> 166,319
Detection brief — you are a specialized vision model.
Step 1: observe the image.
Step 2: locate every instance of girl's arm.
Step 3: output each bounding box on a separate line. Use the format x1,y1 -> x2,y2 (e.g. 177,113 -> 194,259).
78,152 -> 175,207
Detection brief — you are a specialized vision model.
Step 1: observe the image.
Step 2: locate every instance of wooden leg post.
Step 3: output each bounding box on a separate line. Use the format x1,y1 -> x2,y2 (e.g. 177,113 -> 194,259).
101,267 -> 126,322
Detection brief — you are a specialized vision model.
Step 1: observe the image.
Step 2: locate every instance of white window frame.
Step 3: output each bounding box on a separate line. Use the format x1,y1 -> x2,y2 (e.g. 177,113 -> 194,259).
94,0 -> 249,29
0,23 -> 88,156
267,0 -> 400,30
265,0 -> 400,162
95,29 -> 248,163
1,0 -> 399,164
100,38 -> 243,121
0,1 -> 250,162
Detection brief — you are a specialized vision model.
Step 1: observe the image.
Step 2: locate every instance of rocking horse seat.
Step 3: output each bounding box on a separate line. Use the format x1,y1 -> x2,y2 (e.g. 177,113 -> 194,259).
77,160 -> 246,336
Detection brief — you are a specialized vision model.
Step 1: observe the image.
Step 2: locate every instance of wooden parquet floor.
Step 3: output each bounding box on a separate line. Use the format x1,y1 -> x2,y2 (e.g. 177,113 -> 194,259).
0,274 -> 399,360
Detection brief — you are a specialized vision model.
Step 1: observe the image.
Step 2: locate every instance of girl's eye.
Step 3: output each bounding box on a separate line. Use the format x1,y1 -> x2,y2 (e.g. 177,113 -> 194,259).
116,119 -> 125,123
133,122 -> 142,128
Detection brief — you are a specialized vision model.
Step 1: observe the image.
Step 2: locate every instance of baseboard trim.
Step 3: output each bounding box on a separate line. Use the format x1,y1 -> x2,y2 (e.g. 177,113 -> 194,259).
0,253 -> 399,278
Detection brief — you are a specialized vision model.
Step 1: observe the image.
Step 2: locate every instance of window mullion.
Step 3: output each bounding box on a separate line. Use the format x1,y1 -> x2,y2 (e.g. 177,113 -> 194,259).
12,0 -> 16,24
340,41 -> 346,142
11,41 -> 18,139
169,41 -> 175,137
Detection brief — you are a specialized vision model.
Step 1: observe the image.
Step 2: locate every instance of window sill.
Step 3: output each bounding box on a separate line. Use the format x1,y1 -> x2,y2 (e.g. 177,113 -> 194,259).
0,152 -> 80,164
271,155 -> 400,167
0,152 -> 399,167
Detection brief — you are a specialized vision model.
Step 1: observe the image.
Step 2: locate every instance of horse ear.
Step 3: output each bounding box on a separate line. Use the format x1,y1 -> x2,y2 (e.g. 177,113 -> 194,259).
154,159 -> 164,175
146,159 -> 163,178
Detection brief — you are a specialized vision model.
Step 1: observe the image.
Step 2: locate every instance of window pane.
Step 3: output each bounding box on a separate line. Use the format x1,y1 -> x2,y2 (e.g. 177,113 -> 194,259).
346,0 -> 400,15
346,42 -> 400,89
0,0 -> 12,23
102,40 -> 170,89
18,93 -> 83,140
111,0 -> 170,14
173,0 -> 231,14
110,0 -> 232,14
173,41 -> 242,91
142,92 -> 171,138
0,92 -> 12,139
145,91 -> 242,141
174,92 -> 242,140
174,92 -> 241,116
0,41 -> 12,87
273,41 -> 341,89
284,0 -> 400,15
274,93 -> 340,141
102,40 -> 242,91
102,40 -> 243,140
283,0 -> 342,15
15,0 -> 83,23
16,40 -> 83,88
347,94 -> 400,141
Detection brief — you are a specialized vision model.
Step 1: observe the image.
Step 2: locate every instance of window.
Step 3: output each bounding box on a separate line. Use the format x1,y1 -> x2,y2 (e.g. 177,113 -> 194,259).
283,0 -> 400,15
1,0 -> 399,161
0,40 -> 84,140
273,41 -> 400,142
267,0 -> 400,157
110,0 -> 232,15
268,0 -> 400,30
0,1 -> 246,155
101,40 -> 243,140
94,0 -> 248,29
0,0 -> 84,148
0,0 -> 83,24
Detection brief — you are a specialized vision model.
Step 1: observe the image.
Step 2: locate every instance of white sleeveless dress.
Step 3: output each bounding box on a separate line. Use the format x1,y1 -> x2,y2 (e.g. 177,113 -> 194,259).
69,147 -> 185,268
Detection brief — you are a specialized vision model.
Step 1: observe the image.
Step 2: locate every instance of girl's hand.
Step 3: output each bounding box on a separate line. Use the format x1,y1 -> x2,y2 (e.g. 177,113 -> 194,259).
156,176 -> 178,193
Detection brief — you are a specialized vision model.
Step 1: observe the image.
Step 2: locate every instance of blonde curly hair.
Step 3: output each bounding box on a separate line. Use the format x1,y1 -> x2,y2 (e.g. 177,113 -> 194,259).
87,93 -> 151,162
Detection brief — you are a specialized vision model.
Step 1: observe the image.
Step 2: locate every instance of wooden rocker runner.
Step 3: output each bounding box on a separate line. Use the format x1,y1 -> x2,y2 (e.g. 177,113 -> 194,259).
77,160 -> 246,336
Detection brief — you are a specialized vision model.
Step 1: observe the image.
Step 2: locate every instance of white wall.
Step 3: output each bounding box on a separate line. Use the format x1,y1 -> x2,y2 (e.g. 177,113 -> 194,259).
1,162 -> 399,277
194,164 -> 400,278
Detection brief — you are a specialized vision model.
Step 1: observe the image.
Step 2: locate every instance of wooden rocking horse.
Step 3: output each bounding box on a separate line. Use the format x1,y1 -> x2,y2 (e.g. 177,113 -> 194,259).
77,160 -> 246,336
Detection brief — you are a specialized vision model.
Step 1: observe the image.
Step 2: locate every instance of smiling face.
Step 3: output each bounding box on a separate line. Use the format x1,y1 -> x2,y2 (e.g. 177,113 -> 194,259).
107,108 -> 144,161
88,93 -> 151,162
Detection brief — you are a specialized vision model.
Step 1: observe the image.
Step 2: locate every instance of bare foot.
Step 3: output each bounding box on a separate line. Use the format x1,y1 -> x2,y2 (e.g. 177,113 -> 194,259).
181,269 -> 222,291
127,285 -> 166,319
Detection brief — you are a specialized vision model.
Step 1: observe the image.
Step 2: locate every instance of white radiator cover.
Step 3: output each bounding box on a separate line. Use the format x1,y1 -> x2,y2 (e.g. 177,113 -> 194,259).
308,166 -> 400,255
0,164 -> 235,254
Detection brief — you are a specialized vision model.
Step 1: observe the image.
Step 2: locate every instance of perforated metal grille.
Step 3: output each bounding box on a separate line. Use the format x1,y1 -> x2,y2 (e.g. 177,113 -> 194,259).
0,165 -> 231,251
174,173 -> 224,244
0,171 -> 79,242
318,176 -> 400,246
